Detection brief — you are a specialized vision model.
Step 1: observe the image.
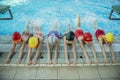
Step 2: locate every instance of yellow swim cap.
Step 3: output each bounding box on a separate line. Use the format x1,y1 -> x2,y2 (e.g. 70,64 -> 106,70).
28,36 -> 38,48
105,32 -> 114,43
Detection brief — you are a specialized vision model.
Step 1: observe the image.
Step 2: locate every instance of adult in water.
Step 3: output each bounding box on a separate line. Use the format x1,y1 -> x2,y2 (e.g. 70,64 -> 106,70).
26,21 -> 43,65
16,21 -> 32,64
5,31 -> 22,64
94,20 -> 118,64
64,23 -> 76,65
46,22 -> 59,64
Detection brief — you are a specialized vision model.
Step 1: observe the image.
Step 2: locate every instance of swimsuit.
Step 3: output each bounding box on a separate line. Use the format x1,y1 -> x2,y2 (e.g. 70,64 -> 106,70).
34,31 -> 43,41
65,31 -> 75,41
22,31 -> 32,42
75,29 -> 84,40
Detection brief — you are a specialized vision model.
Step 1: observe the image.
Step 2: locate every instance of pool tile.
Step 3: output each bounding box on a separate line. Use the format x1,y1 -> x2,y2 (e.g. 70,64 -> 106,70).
0,58 -> 6,64
14,67 -> 37,79
36,67 -> 57,79
39,57 -> 47,64
0,52 -> 8,58
58,57 -> 66,64
77,66 -> 100,79
0,67 -> 10,80
101,78 -> 120,80
97,66 -> 120,79
0,66 -> 17,80
58,66 -> 79,79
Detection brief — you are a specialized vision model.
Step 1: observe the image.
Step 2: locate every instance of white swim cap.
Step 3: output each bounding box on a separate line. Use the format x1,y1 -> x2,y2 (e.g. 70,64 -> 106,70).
48,33 -> 58,46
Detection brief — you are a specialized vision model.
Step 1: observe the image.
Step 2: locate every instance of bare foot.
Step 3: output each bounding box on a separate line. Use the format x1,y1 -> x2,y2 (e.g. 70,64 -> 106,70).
53,60 -> 57,65
112,58 -> 118,64
5,59 -> 10,64
105,58 -> 109,64
26,60 -> 32,65
94,58 -> 99,64
32,59 -> 37,65
66,60 -> 70,65
86,59 -> 91,64
16,58 -> 21,64
73,60 -> 77,65
47,60 -> 52,65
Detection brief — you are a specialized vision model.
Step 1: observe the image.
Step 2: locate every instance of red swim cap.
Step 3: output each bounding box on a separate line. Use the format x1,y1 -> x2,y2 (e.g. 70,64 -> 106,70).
12,32 -> 22,44
75,29 -> 84,39
95,29 -> 105,38
83,32 -> 93,42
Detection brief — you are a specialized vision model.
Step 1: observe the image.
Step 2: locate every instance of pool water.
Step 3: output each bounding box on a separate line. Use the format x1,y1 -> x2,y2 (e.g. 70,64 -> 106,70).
0,0 -> 120,36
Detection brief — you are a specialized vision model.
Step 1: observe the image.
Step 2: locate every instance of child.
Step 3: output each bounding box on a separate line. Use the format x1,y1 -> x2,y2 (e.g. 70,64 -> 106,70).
46,22 -> 59,64
64,24 -> 76,65
16,21 -> 32,64
94,20 -> 118,64
5,32 -> 22,64
75,14 -> 98,64
26,21 -> 43,65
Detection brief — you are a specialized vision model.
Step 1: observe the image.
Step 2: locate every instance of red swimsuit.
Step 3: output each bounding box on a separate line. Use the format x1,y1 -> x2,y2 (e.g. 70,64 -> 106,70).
75,29 -> 84,40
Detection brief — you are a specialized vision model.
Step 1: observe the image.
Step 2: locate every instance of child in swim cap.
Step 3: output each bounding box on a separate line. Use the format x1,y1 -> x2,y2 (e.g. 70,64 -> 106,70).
94,20 -> 117,64
16,21 -> 32,64
5,31 -> 22,64
46,21 -> 60,65
74,14 -> 98,64
26,21 -> 43,65
63,24 -> 77,65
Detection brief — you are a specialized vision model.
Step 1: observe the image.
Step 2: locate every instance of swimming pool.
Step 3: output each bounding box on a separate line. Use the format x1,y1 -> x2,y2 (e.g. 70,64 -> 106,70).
0,0 -> 120,36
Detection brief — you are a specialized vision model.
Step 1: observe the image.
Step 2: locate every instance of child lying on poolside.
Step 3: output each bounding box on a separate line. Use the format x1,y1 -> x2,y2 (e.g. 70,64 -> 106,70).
74,14 -> 98,64
46,22 -> 60,64
64,24 -> 77,65
94,19 -> 118,64
26,21 -> 43,65
5,21 -> 31,64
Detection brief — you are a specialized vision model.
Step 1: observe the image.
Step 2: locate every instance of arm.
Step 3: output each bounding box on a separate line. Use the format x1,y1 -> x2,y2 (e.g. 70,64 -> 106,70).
46,40 -> 51,64
78,38 -> 91,64
26,48 -> 32,65
53,39 -> 59,64
72,40 -> 77,65
5,43 -> 16,64
108,43 -> 118,63
98,38 -> 109,63
89,42 -> 98,64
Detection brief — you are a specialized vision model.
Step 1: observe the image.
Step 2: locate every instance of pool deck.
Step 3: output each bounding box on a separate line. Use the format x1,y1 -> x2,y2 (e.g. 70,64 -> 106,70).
0,36 -> 120,80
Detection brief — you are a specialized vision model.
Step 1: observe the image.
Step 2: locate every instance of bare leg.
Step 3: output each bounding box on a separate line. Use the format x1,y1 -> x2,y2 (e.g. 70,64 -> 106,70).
47,41 -> 52,64
26,48 -> 32,65
89,42 -> 99,64
32,42 -> 42,65
16,42 -> 26,64
72,41 -> 77,65
108,44 -> 118,64
5,43 -> 16,64
78,39 -> 91,64
98,38 -> 109,63
64,40 -> 70,65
